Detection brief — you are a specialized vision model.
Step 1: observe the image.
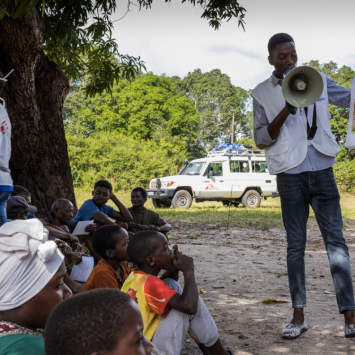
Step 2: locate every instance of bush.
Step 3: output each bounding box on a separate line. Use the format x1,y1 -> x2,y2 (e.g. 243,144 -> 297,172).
334,161 -> 355,193
67,132 -> 189,190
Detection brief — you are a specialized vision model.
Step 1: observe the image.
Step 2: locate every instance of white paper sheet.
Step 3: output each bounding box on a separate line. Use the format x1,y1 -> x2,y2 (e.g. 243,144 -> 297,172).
69,256 -> 94,282
346,75 -> 355,148
72,220 -> 94,235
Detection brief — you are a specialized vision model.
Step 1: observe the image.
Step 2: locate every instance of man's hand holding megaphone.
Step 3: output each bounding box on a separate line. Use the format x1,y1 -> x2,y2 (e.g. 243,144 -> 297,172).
267,66 -> 324,141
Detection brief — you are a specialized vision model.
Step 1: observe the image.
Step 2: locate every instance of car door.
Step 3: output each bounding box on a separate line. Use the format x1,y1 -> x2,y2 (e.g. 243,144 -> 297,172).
251,159 -> 277,195
225,159 -> 251,198
199,161 -> 227,198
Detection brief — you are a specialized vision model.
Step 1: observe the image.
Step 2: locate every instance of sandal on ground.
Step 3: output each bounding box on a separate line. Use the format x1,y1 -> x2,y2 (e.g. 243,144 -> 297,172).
282,322 -> 308,340
226,351 -> 235,355
344,324 -> 355,338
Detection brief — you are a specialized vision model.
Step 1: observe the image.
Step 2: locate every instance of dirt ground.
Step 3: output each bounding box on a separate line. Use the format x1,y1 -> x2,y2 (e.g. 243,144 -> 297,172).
170,220 -> 355,355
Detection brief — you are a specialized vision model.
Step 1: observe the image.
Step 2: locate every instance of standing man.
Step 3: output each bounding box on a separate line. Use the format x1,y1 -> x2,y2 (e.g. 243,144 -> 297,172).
0,71 -> 13,226
252,33 -> 355,339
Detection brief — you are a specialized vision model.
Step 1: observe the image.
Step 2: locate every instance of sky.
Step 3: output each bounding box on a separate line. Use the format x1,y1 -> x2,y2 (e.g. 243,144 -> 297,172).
111,0 -> 355,91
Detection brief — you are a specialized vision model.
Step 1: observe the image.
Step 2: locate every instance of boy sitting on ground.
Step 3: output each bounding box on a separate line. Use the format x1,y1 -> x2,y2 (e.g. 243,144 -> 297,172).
45,289 -> 154,355
128,187 -> 171,234
74,179 -> 133,228
84,225 -> 131,291
122,231 -> 234,355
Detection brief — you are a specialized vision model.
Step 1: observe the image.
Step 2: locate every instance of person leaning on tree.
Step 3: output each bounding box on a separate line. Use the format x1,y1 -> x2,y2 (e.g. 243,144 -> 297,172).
74,180 -> 133,228
128,187 -> 171,235
0,71 -> 13,226
251,33 -> 355,339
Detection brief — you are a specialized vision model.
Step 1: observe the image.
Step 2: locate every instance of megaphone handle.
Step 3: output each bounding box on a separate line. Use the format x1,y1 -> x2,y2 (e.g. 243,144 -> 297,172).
286,101 -> 297,115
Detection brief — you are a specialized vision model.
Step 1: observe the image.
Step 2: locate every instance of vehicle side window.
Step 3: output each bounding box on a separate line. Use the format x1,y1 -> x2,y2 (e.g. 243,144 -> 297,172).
204,163 -> 223,176
230,161 -> 249,173
252,161 -> 268,173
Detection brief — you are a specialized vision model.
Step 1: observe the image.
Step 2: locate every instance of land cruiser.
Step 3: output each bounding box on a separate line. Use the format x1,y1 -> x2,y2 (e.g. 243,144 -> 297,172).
147,145 -> 279,209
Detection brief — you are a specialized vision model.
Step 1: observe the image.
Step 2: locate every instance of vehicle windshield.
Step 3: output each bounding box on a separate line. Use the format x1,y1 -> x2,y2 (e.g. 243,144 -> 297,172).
181,162 -> 206,175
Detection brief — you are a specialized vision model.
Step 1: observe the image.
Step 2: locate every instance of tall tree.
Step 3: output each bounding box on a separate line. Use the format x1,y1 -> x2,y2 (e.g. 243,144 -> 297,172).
65,73 -> 200,144
175,68 -> 250,146
0,0 -> 247,215
304,60 -> 355,161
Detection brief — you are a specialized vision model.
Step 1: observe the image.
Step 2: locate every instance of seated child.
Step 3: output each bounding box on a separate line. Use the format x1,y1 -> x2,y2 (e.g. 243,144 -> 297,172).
122,231 -> 234,355
73,179 -> 132,228
84,225 -> 131,291
45,289 -> 154,355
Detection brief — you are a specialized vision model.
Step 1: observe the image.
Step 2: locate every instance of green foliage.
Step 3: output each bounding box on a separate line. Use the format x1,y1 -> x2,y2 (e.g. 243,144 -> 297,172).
138,0 -> 246,30
333,161 -> 355,193
67,131 -> 189,190
64,73 -> 200,146
2,0 -> 247,96
174,69 -> 250,147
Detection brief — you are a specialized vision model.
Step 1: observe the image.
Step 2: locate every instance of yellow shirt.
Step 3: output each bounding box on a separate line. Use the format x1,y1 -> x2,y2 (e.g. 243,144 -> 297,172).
122,270 -> 178,341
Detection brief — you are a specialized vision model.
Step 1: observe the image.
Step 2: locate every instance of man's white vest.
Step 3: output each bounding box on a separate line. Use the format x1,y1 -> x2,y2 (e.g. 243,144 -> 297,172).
0,102 -> 12,186
251,73 -> 340,175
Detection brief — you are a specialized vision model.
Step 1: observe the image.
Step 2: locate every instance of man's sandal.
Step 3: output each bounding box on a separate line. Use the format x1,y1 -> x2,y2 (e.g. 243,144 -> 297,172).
344,324 -> 355,338
282,322 -> 308,340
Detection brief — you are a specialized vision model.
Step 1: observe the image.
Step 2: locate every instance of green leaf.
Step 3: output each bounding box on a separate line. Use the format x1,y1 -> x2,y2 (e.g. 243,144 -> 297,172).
13,0 -> 32,19
26,0 -> 40,16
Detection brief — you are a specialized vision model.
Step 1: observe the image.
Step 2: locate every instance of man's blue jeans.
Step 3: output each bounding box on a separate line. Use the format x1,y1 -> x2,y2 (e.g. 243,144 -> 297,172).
0,190 -> 11,226
277,167 -> 355,313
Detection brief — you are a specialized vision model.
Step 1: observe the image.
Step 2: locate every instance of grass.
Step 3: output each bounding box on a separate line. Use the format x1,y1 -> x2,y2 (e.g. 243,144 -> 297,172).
75,188 -> 355,231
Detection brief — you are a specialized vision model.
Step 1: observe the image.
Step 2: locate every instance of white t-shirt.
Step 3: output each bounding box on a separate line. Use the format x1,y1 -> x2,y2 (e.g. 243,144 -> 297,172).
0,101 -> 13,187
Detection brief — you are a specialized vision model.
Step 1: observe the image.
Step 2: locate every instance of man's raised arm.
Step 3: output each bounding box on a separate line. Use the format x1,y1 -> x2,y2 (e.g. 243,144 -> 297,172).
109,192 -> 133,223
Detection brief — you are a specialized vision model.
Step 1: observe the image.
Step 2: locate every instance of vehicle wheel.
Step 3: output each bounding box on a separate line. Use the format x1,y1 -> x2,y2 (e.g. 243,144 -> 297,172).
152,199 -> 164,208
241,190 -> 261,209
171,190 -> 192,209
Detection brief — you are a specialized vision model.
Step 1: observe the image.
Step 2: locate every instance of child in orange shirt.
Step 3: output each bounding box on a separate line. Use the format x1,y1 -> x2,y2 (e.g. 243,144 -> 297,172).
45,289 -> 154,355
84,225 -> 131,291
122,230 -> 234,355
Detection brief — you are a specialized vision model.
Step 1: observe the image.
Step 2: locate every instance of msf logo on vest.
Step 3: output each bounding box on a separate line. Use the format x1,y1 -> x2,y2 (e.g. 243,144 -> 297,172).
0,119 -> 8,135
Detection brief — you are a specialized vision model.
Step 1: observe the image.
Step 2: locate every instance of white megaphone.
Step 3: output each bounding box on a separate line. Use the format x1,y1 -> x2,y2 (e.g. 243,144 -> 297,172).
282,66 -> 324,108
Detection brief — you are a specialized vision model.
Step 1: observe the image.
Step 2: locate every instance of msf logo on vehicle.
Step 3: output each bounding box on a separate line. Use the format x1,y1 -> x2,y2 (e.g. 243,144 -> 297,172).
205,184 -> 219,191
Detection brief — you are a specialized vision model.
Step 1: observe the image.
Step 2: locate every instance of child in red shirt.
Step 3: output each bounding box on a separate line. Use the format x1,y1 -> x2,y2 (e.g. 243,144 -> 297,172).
122,230 -> 234,355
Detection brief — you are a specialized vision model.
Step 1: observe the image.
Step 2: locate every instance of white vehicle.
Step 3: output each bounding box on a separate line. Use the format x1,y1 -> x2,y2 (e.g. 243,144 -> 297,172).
147,146 -> 279,209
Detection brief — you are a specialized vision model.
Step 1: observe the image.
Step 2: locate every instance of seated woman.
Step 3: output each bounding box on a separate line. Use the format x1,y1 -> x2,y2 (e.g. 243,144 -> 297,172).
0,219 -> 71,355
128,187 -> 171,235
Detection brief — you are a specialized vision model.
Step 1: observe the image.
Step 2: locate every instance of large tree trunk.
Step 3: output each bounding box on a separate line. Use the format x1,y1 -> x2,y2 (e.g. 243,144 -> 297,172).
0,4 -> 76,217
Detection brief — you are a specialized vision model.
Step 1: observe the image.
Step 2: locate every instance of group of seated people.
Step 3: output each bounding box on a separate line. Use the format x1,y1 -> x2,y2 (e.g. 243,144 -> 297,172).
0,180 -> 234,355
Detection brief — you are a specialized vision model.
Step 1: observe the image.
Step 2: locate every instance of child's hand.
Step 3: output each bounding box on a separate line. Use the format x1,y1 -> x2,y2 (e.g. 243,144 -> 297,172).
172,245 -> 182,257
173,254 -> 194,273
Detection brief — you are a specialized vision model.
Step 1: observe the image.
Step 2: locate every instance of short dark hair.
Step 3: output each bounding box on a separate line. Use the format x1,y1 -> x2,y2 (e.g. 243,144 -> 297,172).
94,179 -> 112,193
127,230 -> 163,267
92,225 -> 123,259
45,289 -> 133,355
268,33 -> 294,55
131,187 -> 147,199
12,185 -> 31,197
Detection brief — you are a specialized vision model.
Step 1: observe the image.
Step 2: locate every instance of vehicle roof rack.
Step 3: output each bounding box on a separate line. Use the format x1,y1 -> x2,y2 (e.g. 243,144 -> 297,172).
207,145 -> 265,157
